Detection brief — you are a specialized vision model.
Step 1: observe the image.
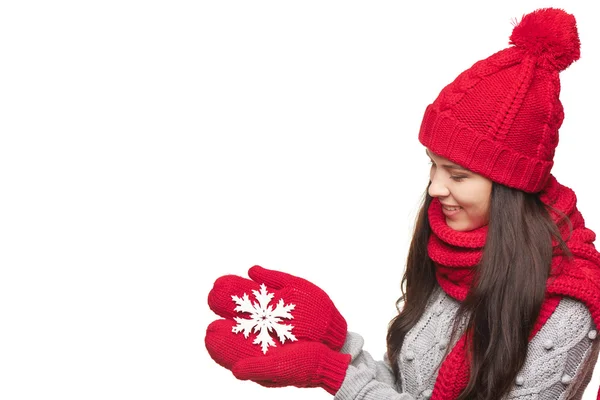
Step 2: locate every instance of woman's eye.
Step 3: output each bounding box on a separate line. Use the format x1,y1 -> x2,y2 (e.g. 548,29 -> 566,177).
430,161 -> 465,182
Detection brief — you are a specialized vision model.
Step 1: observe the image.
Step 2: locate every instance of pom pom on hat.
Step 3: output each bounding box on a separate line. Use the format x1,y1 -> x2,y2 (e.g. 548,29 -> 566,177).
509,7 -> 580,71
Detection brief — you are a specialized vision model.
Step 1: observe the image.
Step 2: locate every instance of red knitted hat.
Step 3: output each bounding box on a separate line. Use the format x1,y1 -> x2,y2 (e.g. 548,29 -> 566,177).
418,8 -> 580,193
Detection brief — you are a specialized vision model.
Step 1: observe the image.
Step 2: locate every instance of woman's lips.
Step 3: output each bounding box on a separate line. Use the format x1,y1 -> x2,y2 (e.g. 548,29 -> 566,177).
442,205 -> 462,217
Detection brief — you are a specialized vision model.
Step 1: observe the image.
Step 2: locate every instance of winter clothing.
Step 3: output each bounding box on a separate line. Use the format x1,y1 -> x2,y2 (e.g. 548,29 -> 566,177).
418,8 -> 579,193
207,265 -> 348,350
336,288 -> 599,400
416,7 -> 600,399
232,340 -> 351,394
335,171 -> 600,399
205,266 -> 351,394
206,319 -> 351,395
205,7 -> 600,400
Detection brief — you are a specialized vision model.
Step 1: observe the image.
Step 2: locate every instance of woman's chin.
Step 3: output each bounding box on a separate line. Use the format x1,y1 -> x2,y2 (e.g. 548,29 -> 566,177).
446,217 -> 484,232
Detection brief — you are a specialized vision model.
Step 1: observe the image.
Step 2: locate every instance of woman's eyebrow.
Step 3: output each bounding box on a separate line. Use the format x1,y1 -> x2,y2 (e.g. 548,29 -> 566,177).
425,149 -> 468,171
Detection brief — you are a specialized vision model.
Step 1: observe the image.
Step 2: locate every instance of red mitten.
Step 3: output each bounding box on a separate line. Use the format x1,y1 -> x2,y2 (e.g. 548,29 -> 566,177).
205,318 -> 351,395
232,340 -> 351,395
205,318 -> 262,371
207,265 -> 347,351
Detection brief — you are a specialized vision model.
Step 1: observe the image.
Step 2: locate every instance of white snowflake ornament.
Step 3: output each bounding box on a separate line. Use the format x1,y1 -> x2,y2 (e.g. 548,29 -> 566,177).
231,283 -> 297,354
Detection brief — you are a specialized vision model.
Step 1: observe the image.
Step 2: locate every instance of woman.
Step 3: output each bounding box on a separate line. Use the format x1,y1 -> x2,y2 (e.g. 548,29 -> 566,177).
205,8 -> 600,400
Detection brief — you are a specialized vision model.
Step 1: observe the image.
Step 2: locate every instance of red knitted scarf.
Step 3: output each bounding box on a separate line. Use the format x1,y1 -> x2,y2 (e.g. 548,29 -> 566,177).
426,174 -> 600,400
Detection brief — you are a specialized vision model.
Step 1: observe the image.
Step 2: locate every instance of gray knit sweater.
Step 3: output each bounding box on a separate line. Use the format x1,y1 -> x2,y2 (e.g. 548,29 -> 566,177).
335,285 -> 600,400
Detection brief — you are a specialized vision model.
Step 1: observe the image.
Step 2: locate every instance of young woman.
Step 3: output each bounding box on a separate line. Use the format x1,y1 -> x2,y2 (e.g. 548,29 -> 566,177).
205,8 -> 600,400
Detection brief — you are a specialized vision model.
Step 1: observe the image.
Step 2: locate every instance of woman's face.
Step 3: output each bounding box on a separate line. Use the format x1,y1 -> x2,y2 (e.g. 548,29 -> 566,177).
426,148 -> 492,231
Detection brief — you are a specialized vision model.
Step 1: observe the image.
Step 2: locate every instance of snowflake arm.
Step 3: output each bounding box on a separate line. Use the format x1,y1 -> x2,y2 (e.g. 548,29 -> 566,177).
271,298 -> 297,344
254,324 -> 277,354
271,321 -> 296,345
272,298 -> 295,318
232,316 -> 257,338
252,284 -> 275,314
232,293 -> 255,314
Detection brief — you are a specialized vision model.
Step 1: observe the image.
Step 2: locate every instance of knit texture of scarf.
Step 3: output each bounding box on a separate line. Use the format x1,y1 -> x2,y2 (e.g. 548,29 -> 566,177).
426,174 -> 600,400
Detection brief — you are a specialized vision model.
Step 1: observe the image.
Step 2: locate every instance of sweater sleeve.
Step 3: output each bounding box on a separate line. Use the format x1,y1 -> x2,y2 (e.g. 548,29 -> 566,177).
334,331 -> 415,400
333,294 -> 599,400
507,297 -> 599,400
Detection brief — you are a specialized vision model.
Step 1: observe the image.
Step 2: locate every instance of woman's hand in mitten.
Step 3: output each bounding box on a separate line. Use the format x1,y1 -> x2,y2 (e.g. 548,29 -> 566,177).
205,318 -> 350,394
207,265 -> 348,350
205,318 -> 263,372
232,341 -> 351,395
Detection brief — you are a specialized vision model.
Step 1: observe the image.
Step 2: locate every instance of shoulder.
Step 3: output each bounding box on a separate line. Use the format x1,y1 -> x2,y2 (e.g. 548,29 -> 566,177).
530,297 -> 595,355
542,297 -> 595,342
508,298 -> 598,398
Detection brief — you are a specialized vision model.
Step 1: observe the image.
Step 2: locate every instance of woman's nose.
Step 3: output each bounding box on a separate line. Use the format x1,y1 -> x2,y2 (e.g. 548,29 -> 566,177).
428,174 -> 450,198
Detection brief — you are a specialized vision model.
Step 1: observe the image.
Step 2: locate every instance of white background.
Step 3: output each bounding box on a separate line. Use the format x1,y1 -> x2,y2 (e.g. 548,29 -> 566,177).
1,1 -> 599,399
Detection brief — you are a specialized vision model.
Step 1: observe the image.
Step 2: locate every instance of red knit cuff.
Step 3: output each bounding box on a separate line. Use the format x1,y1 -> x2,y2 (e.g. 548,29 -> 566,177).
317,351 -> 351,395
419,105 -> 553,193
324,314 -> 348,351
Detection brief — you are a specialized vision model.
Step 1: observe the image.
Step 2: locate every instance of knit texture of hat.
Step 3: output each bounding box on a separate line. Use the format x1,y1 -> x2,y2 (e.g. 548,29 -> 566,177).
418,8 -> 580,193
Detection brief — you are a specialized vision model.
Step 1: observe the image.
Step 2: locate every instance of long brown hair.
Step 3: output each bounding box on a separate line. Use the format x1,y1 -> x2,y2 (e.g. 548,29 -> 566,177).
386,181 -> 574,400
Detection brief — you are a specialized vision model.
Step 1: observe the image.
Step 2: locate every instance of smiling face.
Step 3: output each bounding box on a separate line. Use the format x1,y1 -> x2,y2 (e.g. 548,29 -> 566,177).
426,148 -> 493,231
